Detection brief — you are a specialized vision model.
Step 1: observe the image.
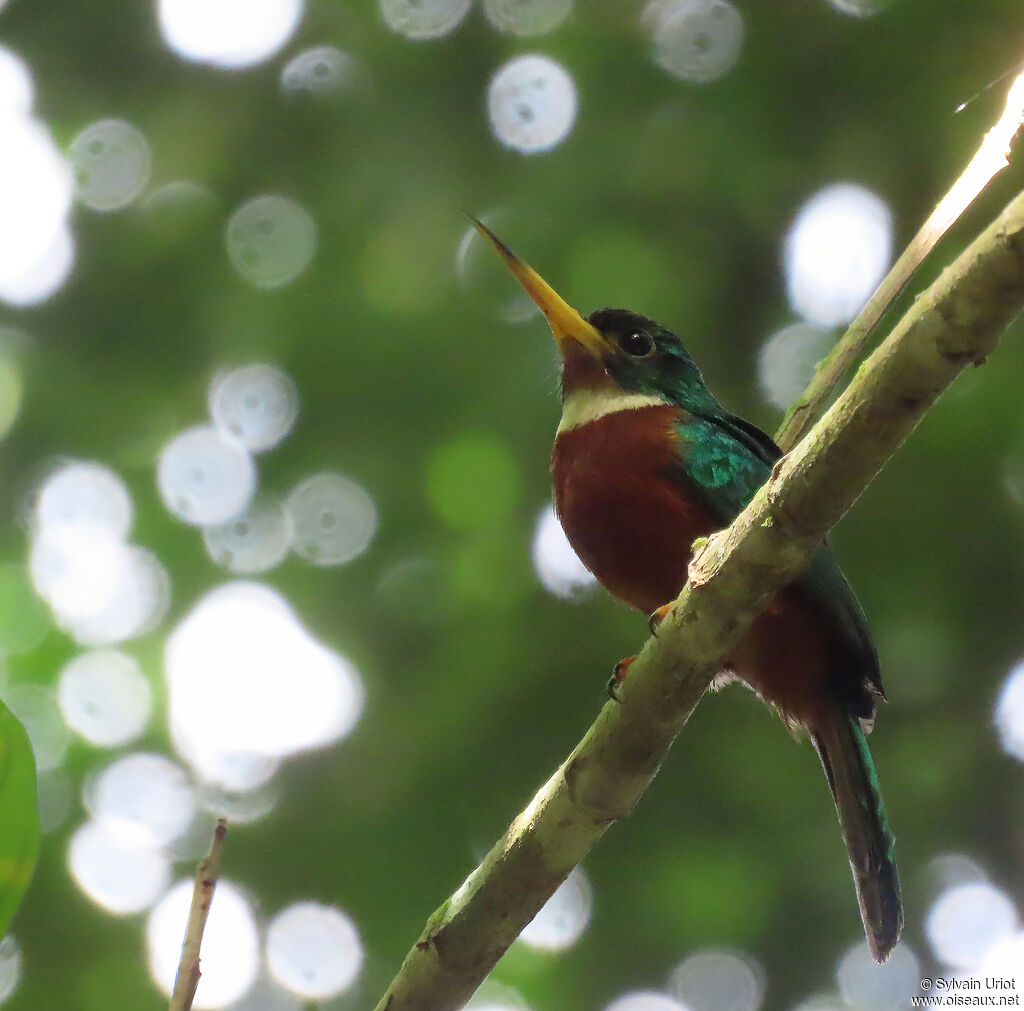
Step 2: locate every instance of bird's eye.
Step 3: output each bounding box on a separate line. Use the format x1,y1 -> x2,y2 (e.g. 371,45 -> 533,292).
620,331 -> 654,357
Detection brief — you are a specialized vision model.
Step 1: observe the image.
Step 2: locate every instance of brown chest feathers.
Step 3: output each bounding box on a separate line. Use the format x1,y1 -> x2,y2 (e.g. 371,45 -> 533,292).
551,405 -> 717,616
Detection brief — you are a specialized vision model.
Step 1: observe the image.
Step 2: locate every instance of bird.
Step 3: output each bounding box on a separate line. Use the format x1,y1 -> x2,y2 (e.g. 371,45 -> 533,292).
470,216 -> 903,962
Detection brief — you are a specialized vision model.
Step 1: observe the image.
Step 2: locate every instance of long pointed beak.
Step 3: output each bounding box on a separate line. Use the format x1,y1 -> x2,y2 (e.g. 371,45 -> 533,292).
469,216 -> 610,359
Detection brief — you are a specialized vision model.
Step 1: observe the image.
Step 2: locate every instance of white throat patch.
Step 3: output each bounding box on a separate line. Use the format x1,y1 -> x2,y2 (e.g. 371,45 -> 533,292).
556,388 -> 666,433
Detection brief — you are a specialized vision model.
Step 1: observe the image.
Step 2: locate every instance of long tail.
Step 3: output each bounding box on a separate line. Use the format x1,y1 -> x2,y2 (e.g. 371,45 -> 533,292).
811,709 -> 903,962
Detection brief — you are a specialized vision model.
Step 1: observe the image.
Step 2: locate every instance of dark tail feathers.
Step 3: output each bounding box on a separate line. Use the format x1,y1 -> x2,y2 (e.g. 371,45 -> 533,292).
812,710 -> 903,962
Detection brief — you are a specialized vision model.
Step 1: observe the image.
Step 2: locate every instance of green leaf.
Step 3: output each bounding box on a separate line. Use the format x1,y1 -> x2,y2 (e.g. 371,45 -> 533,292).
0,702 -> 40,938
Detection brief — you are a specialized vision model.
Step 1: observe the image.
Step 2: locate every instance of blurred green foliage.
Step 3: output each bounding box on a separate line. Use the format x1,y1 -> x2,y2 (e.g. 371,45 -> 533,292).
0,705 -> 38,941
1,1 -> 1024,1009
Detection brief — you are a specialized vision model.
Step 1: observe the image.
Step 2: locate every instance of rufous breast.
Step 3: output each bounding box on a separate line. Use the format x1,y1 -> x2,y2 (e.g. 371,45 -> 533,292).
551,403 -> 718,615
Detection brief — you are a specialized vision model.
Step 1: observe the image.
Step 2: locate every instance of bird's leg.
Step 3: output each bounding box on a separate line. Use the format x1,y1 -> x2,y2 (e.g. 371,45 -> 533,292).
647,603 -> 673,637
607,656 -> 635,702
609,605 -> 674,701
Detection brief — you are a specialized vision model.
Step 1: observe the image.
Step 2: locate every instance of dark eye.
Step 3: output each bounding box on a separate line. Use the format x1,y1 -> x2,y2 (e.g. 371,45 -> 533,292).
619,330 -> 654,357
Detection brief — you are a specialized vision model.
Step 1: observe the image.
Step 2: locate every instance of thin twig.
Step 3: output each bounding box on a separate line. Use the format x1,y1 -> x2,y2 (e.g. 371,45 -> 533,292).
373,189 -> 1024,1011
775,62 -> 1024,452
168,818 -> 228,1011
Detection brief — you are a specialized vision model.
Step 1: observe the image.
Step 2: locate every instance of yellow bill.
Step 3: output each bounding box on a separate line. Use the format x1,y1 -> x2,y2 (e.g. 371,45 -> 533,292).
468,216 -> 610,358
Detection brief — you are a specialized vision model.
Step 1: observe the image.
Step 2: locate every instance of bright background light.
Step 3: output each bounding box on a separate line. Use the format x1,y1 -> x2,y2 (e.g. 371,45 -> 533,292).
995,659 -> 1024,760
378,0 -> 472,40
520,867 -> 593,951
147,878 -> 260,1007
483,0 -> 572,37
0,112 -> 73,306
157,426 -> 257,525
84,751 -> 196,847
926,880 -> 1019,969
0,47 -> 34,116
784,183 -> 893,326
226,195 -> 317,289
158,0 -> 303,68
68,820 -> 171,914
645,0 -> 745,84
265,901 -> 364,998
281,45 -> 353,96
68,119 -> 152,212
488,54 -> 578,154
58,649 -> 152,746
835,941 -> 919,1011
531,502 -> 597,600
668,948 -> 764,1011
166,582 -> 364,781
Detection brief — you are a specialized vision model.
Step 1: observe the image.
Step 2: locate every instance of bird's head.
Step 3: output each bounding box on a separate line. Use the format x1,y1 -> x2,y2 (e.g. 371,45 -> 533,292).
471,218 -> 718,414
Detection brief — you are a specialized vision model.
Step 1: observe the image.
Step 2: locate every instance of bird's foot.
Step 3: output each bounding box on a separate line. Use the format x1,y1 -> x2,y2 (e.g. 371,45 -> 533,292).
607,656 -> 636,703
647,603 -> 673,637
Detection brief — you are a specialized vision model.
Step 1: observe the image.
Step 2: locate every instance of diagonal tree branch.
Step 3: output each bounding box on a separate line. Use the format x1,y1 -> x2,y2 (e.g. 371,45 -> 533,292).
774,62 -> 1024,453
374,189 -> 1024,1011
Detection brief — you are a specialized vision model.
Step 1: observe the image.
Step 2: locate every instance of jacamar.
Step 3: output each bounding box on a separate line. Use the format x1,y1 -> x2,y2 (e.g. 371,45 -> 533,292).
471,218 -> 902,962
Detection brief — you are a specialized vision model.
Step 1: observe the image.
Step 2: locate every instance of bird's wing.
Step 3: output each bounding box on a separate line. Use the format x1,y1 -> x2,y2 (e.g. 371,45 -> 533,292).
672,411 -> 883,712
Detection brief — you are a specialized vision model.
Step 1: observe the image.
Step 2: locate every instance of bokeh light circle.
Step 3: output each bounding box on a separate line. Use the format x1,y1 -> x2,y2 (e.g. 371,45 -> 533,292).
68,820 -> 171,914
466,982 -> 534,1010
35,460 -> 133,538
378,0 -> 471,39
488,54 -> 578,154
836,941 -> 920,1011
266,901 -> 364,998
281,45 -> 352,95
166,582 -> 364,775
483,0 -> 572,36
2,682 -> 68,769
828,0 -> 887,15
0,115 -> 73,293
226,195 -> 317,289
159,0 -> 303,68
520,867 -> 592,951
224,976 -> 303,1011
979,930 -> 1024,981
63,545 -> 171,646
157,425 -> 257,526
531,503 -> 596,600
199,780 -> 279,824
645,0 -> 745,84
285,473 -> 377,565
203,497 -> 290,574
147,878 -> 260,1007
757,323 -> 835,411
0,47 -> 33,117
58,649 -> 152,746
0,936 -> 21,1003
29,521 -> 168,647
85,752 -> 196,847
926,880 -> 1018,969
668,948 -> 764,1011
68,119 -> 152,212
994,660 -> 1024,761
784,182 -> 892,327
209,363 -> 299,452
0,220 -> 74,306
604,994 -> 689,1011
29,525 -> 132,627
